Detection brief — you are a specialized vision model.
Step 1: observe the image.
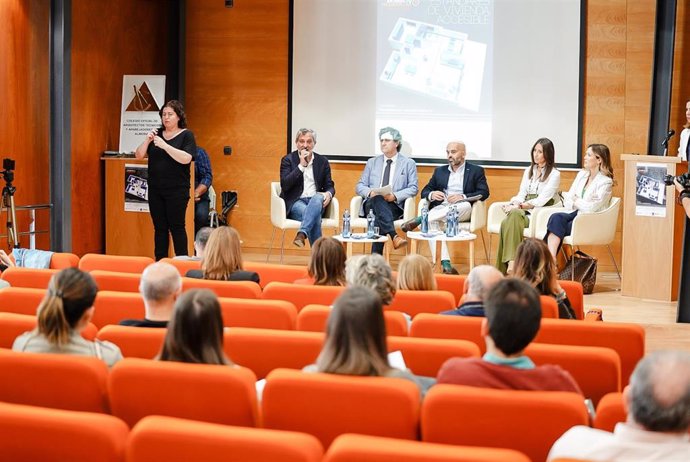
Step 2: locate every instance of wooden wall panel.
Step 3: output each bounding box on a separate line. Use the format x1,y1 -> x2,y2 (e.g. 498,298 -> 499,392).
0,0 -> 50,251
70,0 -> 170,255
184,0 -> 662,271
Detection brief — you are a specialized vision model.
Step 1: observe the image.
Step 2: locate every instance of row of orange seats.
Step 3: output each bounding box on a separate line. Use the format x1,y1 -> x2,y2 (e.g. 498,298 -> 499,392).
0,403 -> 540,462
0,252 -> 586,318
0,347 -> 623,461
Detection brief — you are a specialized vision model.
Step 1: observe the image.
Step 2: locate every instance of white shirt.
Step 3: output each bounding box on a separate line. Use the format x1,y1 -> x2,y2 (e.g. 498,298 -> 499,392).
380,154 -> 398,187
563,169 -> 613,213
678,127 -> 690,161
548,423 -> 690,461
512,166 -> 561,207
446,163 -> 465,196
298,155 -> 316,198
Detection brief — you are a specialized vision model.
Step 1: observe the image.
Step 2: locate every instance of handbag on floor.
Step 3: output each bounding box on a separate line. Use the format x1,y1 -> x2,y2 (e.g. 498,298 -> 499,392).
559,250 -> 597,294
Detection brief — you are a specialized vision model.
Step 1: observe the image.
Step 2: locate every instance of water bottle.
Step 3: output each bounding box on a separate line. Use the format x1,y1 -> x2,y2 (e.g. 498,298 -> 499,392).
450,206 -> 458,236
366,209 -> 376,238
446,206 -> 456,237
342,209 -> 351,238
421,204 -> 429,234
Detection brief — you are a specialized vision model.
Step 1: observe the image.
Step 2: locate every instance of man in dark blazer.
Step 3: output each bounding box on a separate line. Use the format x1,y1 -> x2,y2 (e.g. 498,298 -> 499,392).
401,141 -> 489,273
280,128 -> 336,247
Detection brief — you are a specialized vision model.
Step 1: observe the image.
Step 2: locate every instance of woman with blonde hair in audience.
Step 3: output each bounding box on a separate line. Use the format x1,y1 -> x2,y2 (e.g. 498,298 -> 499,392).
157,289 -> 234,365
397,254 -> 437,291
185,226 -> 259,283
304,286 -> 433,394
513,238 -> 575,319
294,237 -> 346,286
345,254 -> 396,305
12,268 -> 123,366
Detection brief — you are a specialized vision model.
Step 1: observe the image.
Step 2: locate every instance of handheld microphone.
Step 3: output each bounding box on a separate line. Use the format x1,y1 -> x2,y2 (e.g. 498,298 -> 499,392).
662,129 -> 676,148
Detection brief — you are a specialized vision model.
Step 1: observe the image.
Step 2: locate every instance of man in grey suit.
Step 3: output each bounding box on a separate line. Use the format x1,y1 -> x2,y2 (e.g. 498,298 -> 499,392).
355,127 -> 418,254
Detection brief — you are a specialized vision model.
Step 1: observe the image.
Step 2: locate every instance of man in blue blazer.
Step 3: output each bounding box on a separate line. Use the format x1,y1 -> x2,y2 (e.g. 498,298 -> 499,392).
401,141 -> 489,273
355,127 -> 418,254
280,128 -> 336,247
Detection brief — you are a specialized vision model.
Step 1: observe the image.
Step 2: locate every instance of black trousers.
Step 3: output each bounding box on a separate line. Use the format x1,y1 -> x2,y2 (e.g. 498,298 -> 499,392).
363,195 -> 403,255
148,186 -> 190,260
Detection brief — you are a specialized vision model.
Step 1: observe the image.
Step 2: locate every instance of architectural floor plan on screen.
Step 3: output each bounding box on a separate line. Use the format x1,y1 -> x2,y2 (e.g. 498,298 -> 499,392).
380,18 -> 486,111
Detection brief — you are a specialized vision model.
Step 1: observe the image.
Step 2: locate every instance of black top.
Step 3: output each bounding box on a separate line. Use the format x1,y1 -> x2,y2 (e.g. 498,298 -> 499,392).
185,269 -> 260,284
119,319 -> 169,328
147,129 -> 197,189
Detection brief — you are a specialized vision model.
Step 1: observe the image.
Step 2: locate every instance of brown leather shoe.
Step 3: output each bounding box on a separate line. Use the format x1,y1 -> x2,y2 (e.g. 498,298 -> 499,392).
401,217 -> 420,232
293,231 -> 307,248
392,235 -> 408,250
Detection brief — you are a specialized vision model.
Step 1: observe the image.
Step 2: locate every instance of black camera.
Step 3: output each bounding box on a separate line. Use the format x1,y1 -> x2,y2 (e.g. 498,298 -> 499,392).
2,158 -> 14,185
663,172 -> 690,189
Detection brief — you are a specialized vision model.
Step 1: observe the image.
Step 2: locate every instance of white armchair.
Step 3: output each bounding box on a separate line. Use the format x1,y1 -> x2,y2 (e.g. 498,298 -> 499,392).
534,197 -> 621,279
267,182 -> 340,263
418,199 -> 489,263
349,195 -> 415,252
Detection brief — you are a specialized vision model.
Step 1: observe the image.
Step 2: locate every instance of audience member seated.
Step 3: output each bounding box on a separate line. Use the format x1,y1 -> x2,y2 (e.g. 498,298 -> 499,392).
437,278 -> 581,393
512,238 -> 576,319
440,265 -> 503,317
548,350 -> 690,461
120,262 -> 181,327
157,289 -> 234,365
345,254 -> 395,305
12,268 -> 123,366
294,237 -> 346,286
396,254 -> 437,291
174,226 -> 212,261
303,286 -> 433,395
185,226 -> 260,283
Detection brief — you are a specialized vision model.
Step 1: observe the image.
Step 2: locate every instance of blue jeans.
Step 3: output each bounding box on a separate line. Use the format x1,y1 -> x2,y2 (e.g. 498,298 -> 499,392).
287,194 -> 324,245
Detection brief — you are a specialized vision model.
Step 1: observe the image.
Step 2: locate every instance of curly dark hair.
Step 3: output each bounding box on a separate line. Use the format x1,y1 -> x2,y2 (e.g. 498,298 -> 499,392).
160,100 -> 187,128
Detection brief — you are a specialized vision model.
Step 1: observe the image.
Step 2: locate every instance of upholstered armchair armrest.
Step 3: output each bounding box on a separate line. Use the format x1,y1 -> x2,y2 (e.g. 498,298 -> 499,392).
569,198 -> 620,246
487,201 -> 510,234
350,196 -> 363,218
270,183 -> 288,227
469,200 -> 487,232
402,197 -> 416,221
324,197 -> 340,221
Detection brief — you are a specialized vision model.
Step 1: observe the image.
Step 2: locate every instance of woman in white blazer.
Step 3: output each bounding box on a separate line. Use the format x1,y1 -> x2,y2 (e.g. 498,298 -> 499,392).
544,144 -> 614,258
678,99 -> 690,160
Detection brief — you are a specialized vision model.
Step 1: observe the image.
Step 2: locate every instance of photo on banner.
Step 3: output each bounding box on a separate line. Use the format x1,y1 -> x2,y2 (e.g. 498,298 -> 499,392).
124,164 -> 149,212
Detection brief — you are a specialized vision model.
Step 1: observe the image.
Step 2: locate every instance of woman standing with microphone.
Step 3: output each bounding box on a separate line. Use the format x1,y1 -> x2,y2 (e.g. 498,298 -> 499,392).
136,100 -> 196,260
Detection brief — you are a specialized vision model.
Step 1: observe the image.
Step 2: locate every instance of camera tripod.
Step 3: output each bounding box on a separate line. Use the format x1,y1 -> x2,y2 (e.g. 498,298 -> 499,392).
2,179 -> 19,249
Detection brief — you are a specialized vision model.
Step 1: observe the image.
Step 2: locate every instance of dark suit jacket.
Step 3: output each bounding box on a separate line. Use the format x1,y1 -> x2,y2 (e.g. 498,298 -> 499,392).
421,162 -> 490,210
279,151 -> 336,214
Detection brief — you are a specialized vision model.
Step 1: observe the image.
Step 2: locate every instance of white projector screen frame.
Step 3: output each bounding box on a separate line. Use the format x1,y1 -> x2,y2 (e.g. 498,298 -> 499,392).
289,0 -> 585,169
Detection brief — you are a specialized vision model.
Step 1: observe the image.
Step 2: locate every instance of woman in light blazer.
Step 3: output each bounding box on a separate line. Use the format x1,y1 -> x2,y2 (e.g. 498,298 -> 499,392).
678,99 -> 690,160
544,144 -> 614,258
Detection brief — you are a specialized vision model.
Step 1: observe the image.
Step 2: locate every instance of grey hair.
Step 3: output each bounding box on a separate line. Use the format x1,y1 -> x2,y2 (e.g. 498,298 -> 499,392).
345,254 -> 396,305
195,227 -> 213,249
629,350 -> 690,432
467,265 -> 503,300
295,128 -> 317,144
139,262 -> 182,302
378,127 -> 402,152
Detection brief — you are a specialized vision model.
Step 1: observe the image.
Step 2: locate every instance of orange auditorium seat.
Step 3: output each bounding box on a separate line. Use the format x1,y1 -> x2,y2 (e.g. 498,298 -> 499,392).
96,325 -> 166,359
181,277 -> 261,299
0,312 -> 97,348
159,257 -> 200,276
127,415 -> 323,462
49,252 -> 80,269
593,392 -> 626,432
422,385 -> 589,462
0,267 -> 58,289
224,327 -> 323,379
219,297 -> 297,330
0,401 -> 128,462
108,358 -> 259,428
410,313 -> 484,352
433,273 -> 466,306
387,336 -> 480,377
0,349 -> 109,413
540,295 -> 559,318
386,290 -> 456,317
92,291 -> 146,328
244,261 -> 309,288
558,280 -> 584,319
526,343 -> 621,406
262,282 -> 345,311
79,253 -> 154,273
263,368 -> 420,447
91,270 -> 142,292
0,287 -> 45,316
297,304 -> 408,336
535,319 -> 645,387
324,433 -> 531,462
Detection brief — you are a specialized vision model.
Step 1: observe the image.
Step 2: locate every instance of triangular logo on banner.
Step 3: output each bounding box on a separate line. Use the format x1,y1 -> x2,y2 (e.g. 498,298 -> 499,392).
125,82 -> 160,112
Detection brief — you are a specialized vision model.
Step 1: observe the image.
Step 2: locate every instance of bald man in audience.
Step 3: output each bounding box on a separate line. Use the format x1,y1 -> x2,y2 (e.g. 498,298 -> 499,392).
437,278 -> 581,393
119,262 -> 181,327
440,265 -> 503,317
548,350 -> 690,461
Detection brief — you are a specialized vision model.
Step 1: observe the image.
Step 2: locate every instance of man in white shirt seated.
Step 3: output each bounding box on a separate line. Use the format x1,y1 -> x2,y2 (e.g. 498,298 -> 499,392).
548,350 -> 690,461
